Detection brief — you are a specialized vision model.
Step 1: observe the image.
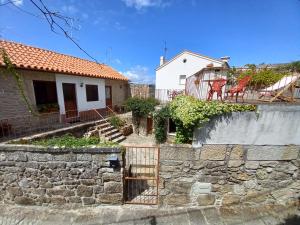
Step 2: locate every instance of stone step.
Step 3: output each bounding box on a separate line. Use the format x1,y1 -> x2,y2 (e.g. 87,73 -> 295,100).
100,126 -> 115,133
102,128 -> 119,137
96,122 -> 111,129
111,135 -> 126,143
95,119 -> 108,125
106,132 -> 123,140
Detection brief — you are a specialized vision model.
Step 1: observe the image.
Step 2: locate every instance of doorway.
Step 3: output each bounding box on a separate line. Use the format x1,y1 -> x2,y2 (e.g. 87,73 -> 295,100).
105,86 -> 112,108
62,83 -> 78,119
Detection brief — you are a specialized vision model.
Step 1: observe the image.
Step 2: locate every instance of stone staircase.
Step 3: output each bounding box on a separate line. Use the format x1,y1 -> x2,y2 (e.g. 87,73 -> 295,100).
84,119 -> 126,143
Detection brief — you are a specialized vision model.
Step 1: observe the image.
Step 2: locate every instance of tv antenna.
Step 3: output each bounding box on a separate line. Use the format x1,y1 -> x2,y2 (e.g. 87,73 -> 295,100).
163,41 -> 168,59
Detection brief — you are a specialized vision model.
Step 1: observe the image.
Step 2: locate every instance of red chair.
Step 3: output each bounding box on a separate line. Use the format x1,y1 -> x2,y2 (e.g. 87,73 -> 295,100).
207,78 -> 227,101
226,76 -> 252,102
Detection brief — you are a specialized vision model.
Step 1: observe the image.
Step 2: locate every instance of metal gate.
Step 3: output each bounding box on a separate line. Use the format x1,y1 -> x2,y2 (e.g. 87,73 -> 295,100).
123,145 -> 160,205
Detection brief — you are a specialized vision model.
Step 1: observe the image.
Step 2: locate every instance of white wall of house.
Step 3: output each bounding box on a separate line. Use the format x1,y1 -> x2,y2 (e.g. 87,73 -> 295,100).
155,51 -> 225,90
55,74 -> 105,114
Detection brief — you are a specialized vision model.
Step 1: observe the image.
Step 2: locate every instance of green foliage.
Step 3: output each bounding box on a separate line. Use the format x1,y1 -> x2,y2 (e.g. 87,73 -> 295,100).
153,106 -> 170,143
25,134 -> 118,148
1,49 -> 35,114
125,97 -> 159,118
238,69 -> 286,88
125,97 -> 159,134
169,95 -> 256,143
109,115 -> 126,129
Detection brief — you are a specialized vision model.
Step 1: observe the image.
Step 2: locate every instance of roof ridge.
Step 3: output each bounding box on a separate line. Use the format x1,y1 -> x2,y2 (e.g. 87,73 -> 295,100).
0,39 -> 105,67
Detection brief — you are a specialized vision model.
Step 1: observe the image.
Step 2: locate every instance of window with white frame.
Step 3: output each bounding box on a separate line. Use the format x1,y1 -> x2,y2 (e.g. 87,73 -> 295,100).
179,75 -> 186,85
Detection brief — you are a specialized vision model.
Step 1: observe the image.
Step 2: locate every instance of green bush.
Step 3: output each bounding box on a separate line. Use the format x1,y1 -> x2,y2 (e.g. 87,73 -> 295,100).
125,97 -> 159,134
153,106 -> 170,143
238,69 -> 286,88
109,115 -> 126,129
27,134 -> 118,148
169,95 -> 256,143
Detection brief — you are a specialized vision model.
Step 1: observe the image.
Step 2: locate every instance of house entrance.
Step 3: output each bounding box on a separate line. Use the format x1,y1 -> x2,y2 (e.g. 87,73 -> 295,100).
62,83 -> 78,119
123,145 -> 160,205
105,86 -> 112,108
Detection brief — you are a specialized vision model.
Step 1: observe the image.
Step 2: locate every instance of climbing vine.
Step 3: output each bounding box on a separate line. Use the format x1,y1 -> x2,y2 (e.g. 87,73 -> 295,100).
153,105 -> 170,143
168,95 -> 256,144
0,48 -> 35,114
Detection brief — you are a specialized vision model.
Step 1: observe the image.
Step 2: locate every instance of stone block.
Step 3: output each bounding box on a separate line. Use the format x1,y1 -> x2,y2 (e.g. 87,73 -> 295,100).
164,194 -> 190,206
82,197 -> 95,205
94,186 -> 104,194
245,161 -> 259,169
45,162 -> 67,169
68,196 -> 82,203
230,145 -> 244,160
197,194 -> 215,206
15,196 -> 35,205
77,185 -> 93,197
168,181 -> 192,194
27,153 -> 53,162
7,187 -> 23,197
80,179 -> 96,186
222,194 -> 240,205
102,173 -> 122,182
228,160 -> 243,168
160,146 -> 195,161
7,152 -> 27,162
233,184 -> 245,195
96,193 -> 122,204
247,146 -> 299,161
51,196 -> 66,204
256,169 -> 269,180
200,145 -> 227,160
104,182 -> 122,194
77,154 -> 92,161
0,153 -> 6,161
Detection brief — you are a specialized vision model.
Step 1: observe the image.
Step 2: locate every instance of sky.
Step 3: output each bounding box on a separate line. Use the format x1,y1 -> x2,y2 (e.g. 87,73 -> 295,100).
0,0 -> 300,84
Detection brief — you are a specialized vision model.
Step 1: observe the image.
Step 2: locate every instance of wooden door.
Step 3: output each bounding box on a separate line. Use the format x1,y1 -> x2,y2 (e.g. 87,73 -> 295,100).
62,83 -> 78,118
105,86 -> 112,108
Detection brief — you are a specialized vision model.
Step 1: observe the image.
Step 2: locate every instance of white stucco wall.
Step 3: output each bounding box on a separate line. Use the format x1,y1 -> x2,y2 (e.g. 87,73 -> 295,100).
155,52 -> 224,90
55,74 -> 105,114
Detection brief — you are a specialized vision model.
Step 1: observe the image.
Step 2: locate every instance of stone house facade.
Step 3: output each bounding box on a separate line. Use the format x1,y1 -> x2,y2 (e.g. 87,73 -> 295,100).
0,40 -> 129,132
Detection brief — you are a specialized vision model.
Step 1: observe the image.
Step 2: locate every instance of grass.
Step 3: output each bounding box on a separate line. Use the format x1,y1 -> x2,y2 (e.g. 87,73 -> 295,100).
11,134 -> 119,148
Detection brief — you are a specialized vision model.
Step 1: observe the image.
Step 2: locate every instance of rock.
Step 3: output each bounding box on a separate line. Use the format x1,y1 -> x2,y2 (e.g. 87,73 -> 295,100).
102,173 -> 122,182
80,179 -> 96,186
256,169 -> 268,180
77,154 -> 92,161
200,145 -> 227,160
244,180 -> 258,189
164,194 -> 190,206
230,145 -> 244,160
82,197 -> 95,205
237,173 -> 250,181
94,186 -> 104,194
77,185 -> 93,197
104,182 -> 122,194
7,152 -> 27,162
96,193 -> 122,204
169,181 -> 192,194
15,196 -> 35,205
222,195 -> 240,205
68,196 -> 82,203
197,194 -> 215,206
233,184 -> 245,195
7,187 -> 23,197
247,146 -> 299,161
228,160 -> 243,168
51,197 -> 66,204
245,161 -> 259,169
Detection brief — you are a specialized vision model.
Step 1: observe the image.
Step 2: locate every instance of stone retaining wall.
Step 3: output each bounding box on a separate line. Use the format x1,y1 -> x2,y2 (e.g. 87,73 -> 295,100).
159,144 -> 300,207
0,145 -> 123,206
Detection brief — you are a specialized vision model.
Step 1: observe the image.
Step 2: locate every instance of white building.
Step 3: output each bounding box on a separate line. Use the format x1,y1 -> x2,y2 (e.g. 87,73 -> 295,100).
155,50 -> 230,102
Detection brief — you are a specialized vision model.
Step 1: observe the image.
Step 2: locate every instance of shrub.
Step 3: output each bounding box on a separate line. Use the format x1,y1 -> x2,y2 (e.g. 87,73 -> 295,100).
109,115 -> 126,129
238,69 -> 286,88
125,97 -> 159,135
28,134 -> 118,148
169,95 -> 256,143
153,106 -> 170,143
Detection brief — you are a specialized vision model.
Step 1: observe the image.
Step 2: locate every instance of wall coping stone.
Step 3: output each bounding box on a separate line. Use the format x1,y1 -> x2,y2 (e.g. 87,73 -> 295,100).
0,144 -> 121,154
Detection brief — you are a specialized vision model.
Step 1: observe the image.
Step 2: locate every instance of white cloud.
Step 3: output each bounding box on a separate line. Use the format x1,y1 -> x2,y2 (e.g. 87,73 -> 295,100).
62,5 -> 78,14
0,0 -> 23,6
121,65 -> 154,84
121,0 -> 170,10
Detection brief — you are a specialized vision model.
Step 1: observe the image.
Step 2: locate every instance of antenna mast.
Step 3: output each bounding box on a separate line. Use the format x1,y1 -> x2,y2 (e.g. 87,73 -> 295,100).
163,41 -> 168,59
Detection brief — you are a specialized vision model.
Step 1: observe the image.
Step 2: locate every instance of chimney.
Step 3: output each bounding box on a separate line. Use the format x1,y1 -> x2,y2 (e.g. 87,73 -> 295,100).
160,56 -> 165,66
220,56 -> 230,63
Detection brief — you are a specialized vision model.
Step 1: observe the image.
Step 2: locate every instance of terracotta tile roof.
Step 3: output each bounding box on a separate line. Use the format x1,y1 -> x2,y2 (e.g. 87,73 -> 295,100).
0,40 -> 128,81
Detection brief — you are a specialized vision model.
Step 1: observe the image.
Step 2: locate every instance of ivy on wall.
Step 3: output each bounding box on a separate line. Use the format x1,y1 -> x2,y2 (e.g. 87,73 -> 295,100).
1,48 -> 35,114
153,105 -> 170,143
165,95 -> 256,144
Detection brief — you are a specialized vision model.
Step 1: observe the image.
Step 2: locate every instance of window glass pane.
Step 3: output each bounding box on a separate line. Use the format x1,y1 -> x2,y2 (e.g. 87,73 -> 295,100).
33,80 -> 58,105
86,84 -> 99,102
